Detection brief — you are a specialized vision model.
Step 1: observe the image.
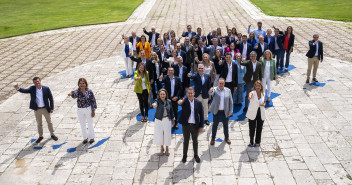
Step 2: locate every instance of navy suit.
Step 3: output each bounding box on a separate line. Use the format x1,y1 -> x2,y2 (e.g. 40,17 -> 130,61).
182,31 -> 196,38
157,50 -> 170,75
143,30 -> 160,45
264,35 -> 275,52
18,86 -> 54,113
220,62 -> 238,94
254,42 -> 269,60
172,64 -> 189,97
128,36 -> 141,46
177,50 -> 187,66
306,40 -> 323,60
160,75 -> 183,121
225,36 -> 236,45
190,73 -> 211,99
239,42 -> 252,60
206,34 -> 218,46
195,35 -> 206,42
195,45 -> 210,61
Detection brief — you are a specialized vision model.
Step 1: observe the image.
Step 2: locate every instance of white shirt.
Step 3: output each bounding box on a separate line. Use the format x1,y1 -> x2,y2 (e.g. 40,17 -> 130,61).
188,99 -> 196,124
141,77 -> 147,90
231,50 -> 235,59
264,60 -> 271,79
178,65 -> 184,82
218,88 -> 225,110
133,37 -> 137,50
36,87 -> 45,107
160,52 -> 165,61
274,36 -> 279,50
142,58 -> 147,64
155,62 -> 160,78
242,43 -> 247,59
152,34 -> 156,46
226,62 -> 233,82
260,43 -> 265,53
200,74 -> 205,85
314,42 -> 319,56
251,62 -> 257,81
186,45 -> 189,52
188,32 -> 193,39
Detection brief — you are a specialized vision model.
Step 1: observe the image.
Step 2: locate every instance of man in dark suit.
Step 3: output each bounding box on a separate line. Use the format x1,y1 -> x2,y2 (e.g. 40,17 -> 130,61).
188,64 -> 211,125
273,28 -> 285,70
306,34 -> 323,83
178,87 -> 204,163
157,44 -> 170,75
159,67 -> 183,129
143,26 -> 160,47
128,31 -> 140,57
130,50 -> 154,82
182,25 -> 196,38
220,52 -> 238,95
208,38 -> 223,61
240,51 -> 262,112
207,30 -> 218,46
239,35 -> 252,60
14,77 -> 58,143
195,27 -> 206,42
175,43 -> 187,65
172,56 -> 189,97
225,29 -> 235,45
264,29 -> 274,52
195,39 -> 210,62
181,37 -> 195,72
254,35 -> 269,60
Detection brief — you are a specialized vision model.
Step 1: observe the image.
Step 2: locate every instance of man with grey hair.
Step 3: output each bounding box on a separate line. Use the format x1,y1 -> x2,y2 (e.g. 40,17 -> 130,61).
209,78 -> 233,145
181,36 -> 195,72
241,51 -> 262,112
207,29 -> 218,46
306,34 -> 323,83
143,26 -> 160,47
208,38 -> 223,61
127,31 -> 140,57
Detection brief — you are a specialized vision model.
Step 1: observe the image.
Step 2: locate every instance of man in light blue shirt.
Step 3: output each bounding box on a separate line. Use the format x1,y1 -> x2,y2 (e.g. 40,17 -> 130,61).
248,22 -> 266,42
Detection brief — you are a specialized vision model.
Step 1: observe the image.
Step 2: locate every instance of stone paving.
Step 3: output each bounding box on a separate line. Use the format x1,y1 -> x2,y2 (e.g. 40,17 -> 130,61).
0,0 -> 352,184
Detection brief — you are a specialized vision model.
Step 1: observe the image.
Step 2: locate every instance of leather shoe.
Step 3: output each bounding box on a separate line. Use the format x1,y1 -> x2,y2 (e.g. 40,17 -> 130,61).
51,135 -> 58,141
194,155 -> 200,163
35,136 -> 44,143
83,139 -> 88,144
89,139 -> 95,144
182,155 -> 187,163
313,78 -> 318,82
210,139 -> 215,145
225,138 -> 231,144
204,120 -> 210,125
306,79 -> 309,83
243,107 -> 248,112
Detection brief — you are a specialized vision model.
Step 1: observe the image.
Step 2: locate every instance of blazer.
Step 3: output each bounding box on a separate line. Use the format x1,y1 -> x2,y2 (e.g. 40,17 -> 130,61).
120,41 -> 133,58
283,33 -> 295,51
172,64 -> 190,87
194,62 -> 216,84
152,61 -> 164,80
271,33 -> 284,51
190,73 -> 211,99
209,87 -> 233,117
195,45 -> 210,60
254,42 -> 269,60
259,59 -> 277,81
208,45 -> 223,61
18,86 -> 54,113
160,75 -> 182,99
246,91 -> 266,121
306,40 -> 323,60
133,71 -> 151,93
225,35 -> 235,45
220,62 -> 238,88
240,60 -> 262,83
136,42 -> 151,58
182,31 -> 196,38
157,50 -> 170,75
128,36 -> 141,47
130,56 -> 154,80
195,35 -> 206,42
143,30 -> 160,44
213,57 -> 223,75
181,43 -> 195,68
177,50 -> 187,65
239,42 -> 252,60
178,98 -> 204,128
154,99 -> 175,121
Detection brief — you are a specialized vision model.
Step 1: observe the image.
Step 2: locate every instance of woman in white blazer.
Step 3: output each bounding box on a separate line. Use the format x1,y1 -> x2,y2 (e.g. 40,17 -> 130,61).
246,80 -> 266,147
121,36 -> 134,77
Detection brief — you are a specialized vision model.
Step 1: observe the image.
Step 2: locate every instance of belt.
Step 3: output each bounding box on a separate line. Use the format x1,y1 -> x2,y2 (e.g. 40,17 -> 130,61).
218,110 -> 224,112
38,107 -> 45,109
163,116 -> 168,118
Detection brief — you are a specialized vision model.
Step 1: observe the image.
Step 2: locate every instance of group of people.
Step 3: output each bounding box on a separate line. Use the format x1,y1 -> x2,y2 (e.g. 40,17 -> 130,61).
13,22 -> 323,164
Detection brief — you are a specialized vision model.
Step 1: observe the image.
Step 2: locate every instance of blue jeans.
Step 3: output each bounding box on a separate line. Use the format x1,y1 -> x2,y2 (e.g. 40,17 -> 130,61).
212,111 -> 229,139
233,83 -> 245,104
275,49 -> 284,69
284,49 -> 291,68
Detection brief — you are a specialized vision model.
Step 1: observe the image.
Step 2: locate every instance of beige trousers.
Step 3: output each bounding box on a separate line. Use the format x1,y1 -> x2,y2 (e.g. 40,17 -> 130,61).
307,56 -> 320,79
34,108 -> 54,137
197,95 -> 209,120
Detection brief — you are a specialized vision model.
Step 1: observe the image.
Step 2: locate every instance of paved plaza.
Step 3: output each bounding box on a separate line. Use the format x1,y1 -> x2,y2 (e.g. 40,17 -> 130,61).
0,0 -> 352,184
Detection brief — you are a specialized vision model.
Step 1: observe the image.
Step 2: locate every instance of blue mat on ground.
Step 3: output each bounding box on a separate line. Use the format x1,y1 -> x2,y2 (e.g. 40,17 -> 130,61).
215,138 -> 223,142
33,146 -> 42,150
327,79 -> 335,82
88,137 -> 110,150
52,142 -> 67,150
118,68 -> 135,79
309,82 -> 326,87
67,147 -> 76,153
30,139 -> 36,143
277,65 -> 296,74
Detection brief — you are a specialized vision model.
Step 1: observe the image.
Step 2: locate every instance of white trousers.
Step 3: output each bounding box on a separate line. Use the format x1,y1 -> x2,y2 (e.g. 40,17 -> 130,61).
77,107 -> 95,140
214,74 -> 220,87
124,57 -> 133,76
153,117 -> 172,146
262,77 -> 272,97
197,95 -> 209,120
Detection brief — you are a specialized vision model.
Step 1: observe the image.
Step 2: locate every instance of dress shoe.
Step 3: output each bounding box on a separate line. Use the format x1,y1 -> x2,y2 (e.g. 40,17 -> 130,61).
285,68 -> 288,71
35,136 -> 44,143
210,139 -> 215,145
204,120 -> 210,125
225,138 -> 231,144
306,79 -> 309,83
89,139 -> 95,144
243,107 -> 248,112
83,139 -> 88,144
313,78 -> 318,82
194,155 -> 201,163
182,155 -> 187,163
51,135 -> 58,141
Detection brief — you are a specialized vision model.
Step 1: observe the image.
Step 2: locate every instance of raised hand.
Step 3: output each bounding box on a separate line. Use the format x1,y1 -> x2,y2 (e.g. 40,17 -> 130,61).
187,73 -> 191,77
159,73 -> 163,81
68,92 -> 72,96
13,83 -> 19,89
152,102 -> 157,109
178,97 -> 185,105
219,59 -> 223,65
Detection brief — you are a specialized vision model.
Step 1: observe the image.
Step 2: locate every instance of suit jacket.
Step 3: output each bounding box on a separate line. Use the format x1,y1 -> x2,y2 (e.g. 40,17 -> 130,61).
130,56 -> 154,80
178,98 -> 204,128
18,86 -> 54,113
195,45 -> 210,60
190,73 -> 211,99
272,33 -> 284,51
208,45 -> 223,61
172,64 -> 189,87
225,35 -> 236,45
160,76 -> 182,99
209,87 -> 233,117
206,34 -> 218,46
240,60 -> 262,83
128,36 -> 141,48
120,41 -> 133,58
182,31 -> 196,38
283,33 -> 295,51
254,42 -> 269,60
157,50 -> 170,75
220,62 -> 238,88
264,35 -> 275,52
181,43 -> 195,68
143,30 -> 160,45
306,40 -> 323,60
152,61 -> 164,81
176,50 -> 187,66
195,35 -> 206,42
239,42 -> 252,60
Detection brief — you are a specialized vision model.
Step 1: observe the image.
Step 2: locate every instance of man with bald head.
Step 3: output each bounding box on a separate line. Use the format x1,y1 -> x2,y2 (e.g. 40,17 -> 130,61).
254,35 -> 268,60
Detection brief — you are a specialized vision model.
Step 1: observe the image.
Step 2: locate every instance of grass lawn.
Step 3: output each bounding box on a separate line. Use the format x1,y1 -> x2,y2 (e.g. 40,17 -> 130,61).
0,0 -> 143,39
250,0 -> 352,22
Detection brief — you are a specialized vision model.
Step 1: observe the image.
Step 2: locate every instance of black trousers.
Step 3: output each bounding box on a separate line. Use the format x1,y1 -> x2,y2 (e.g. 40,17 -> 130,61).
225,82 -> 234,95
245,81 -> 254,108
248,108 -> 264,145
151,80 -> 162,100
136,89 -> 149,117
182,123 -> 199,157
171,98 -> 178,123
